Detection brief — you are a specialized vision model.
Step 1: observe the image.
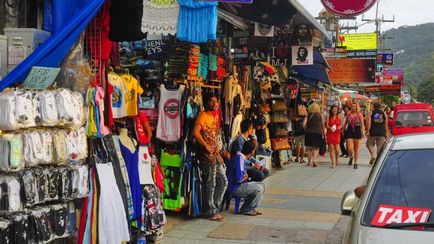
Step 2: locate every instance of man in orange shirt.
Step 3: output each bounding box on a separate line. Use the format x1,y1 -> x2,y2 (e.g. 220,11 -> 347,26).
192,93 -> 228,221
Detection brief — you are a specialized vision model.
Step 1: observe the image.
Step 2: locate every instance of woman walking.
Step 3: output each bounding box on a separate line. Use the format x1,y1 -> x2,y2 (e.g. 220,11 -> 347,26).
344,103 -> 365,169
326,105 -> 342,168
305,103 -> 325,167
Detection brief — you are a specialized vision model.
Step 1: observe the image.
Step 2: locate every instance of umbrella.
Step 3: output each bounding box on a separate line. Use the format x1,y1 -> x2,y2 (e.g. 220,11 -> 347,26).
340,92 -> 370,100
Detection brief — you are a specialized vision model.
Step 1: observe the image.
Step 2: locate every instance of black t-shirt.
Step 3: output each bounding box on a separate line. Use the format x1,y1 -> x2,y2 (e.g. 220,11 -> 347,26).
293,120 -> 305,136
370,109 -> 386,137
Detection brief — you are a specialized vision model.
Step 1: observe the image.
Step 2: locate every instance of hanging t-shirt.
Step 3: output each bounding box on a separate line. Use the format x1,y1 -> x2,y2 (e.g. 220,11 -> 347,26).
138,146 -> 154,185
156,85 -> 185,142
108,73 -> 144,118
160,150 -> 183,211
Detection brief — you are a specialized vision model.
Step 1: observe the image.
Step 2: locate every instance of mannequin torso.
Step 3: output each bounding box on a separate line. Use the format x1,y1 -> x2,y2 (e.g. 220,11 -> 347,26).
118,128 -> 137,153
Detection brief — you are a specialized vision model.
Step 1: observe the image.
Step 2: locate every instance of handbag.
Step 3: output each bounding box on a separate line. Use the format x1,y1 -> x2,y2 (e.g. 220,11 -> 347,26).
271,112 -> 290,123
271,99 -> 287,112
271,124 -> 287,138
271,137 -> 291,151
319,136 -> 327,156
297,104 -> 308,117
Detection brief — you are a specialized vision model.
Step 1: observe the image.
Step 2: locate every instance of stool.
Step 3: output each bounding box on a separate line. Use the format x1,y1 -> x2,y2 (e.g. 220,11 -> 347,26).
224,193 -> 242,214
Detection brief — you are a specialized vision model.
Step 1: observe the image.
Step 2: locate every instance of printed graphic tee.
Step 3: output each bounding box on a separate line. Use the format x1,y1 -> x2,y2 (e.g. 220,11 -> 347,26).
156,85 -> 185,142
195,111 -> 220,162
108,73 -> 144,118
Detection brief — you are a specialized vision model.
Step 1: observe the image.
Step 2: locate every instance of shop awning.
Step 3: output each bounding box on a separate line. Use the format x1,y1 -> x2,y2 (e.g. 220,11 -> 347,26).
291,50 -> 330,85
0,0 -> 104,91
218,0 -> 331,42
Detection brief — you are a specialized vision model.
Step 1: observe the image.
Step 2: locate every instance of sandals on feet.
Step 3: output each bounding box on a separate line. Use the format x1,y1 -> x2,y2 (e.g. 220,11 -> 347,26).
209,214 -> 225,221
243,212 -> 258,216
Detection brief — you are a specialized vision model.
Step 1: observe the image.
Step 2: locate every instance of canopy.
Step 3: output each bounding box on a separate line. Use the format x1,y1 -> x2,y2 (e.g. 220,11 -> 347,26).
0,0 -> 104,91
219,0 -> 331,42
340,92 -> 370,100
291,50 -> 330,85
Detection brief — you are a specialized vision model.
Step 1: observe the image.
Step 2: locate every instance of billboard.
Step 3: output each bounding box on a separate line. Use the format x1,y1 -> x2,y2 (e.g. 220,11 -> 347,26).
376,52 -> 394,65
327,58 -> 376,83
337,33 -> 377,51
383,68 -> 404,84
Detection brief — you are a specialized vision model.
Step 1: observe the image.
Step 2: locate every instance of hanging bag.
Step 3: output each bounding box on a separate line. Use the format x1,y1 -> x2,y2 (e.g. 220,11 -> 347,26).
271,137 -> 291,151
297,104 -> 308,117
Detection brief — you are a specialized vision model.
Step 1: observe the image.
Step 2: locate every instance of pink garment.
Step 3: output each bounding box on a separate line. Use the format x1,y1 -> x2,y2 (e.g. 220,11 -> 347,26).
96,86 -> 111,136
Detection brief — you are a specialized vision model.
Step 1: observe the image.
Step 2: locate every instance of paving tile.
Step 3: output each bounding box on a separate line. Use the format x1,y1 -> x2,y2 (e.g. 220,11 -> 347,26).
271,219 -> 304,228
302,221 -> 335,230
208,223 -> 256,240
255,207 -> 341,223
265,188 -> 343,199
164,230 -> 190,239
172,238 -> 215,244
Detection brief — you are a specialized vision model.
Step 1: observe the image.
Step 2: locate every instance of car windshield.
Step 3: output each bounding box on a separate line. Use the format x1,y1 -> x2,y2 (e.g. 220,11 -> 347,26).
395,111 -> 433,127
362,149 -> 434,228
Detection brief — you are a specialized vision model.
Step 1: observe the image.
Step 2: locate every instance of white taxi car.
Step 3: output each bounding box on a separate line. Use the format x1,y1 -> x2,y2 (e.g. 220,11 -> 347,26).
341,133 -> 434,244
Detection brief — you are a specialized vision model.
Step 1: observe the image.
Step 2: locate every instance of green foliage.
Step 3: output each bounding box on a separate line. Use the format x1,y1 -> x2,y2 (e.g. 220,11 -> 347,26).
417,76 -> 434,105
385,23 -> 434,86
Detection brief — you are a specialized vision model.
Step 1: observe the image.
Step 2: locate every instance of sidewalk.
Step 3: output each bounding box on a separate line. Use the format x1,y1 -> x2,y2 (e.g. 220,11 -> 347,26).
163,144 -> 373,244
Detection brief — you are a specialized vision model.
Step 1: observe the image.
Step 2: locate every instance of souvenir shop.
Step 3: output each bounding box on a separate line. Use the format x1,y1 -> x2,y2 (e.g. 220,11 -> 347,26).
0,0 -> 331,243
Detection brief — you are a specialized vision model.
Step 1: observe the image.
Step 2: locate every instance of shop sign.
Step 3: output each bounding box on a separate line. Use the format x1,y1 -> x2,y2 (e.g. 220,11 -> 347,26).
321,0 -> 377,17
23,66 -> 60,90
383,68 -> 404,85
327,58 -> 376,83
337,33 -> 377,51
291,45 -> 313,66
248,37 -> 269,62
347,50 -> 377,58
365,86 -> 380,93
233,30 -> 250,46
380,84 -> 401,91
377,52 -> 394,65
371,204 -> 431,229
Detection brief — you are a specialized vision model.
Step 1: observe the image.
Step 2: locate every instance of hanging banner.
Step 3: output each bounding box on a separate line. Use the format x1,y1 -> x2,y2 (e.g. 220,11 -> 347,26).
377,52 -> 394,65
291,45 -> 313,66
338,33 -> 377,51
327,58 -> 376,83
321,0 -> 377,17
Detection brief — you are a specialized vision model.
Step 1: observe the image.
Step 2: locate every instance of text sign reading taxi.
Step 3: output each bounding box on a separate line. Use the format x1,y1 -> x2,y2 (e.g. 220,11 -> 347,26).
371,204 -> 431,227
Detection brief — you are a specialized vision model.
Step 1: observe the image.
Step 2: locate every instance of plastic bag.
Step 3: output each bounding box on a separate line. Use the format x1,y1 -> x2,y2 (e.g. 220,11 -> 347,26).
58,32 -> 92,97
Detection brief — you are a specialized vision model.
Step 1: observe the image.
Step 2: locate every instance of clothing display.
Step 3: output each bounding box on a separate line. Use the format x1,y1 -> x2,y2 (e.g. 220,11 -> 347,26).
138,146 -> 154,185
119,140 -> 142,220
160,150 -> 183,210
141,0 -> 180,35
177,0 -> 218,43
108,73 -> 144,118
96,163 -> 130,244
156,85 -> 185,142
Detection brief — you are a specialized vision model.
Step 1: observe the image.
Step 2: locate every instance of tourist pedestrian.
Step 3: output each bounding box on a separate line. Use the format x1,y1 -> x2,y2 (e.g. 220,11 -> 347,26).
305,103 -> 325,167
344,103 -> 365,169
365,102 -> 389,165
326,105 -> 342,168
292,116 -> 306,164
339,105 -> 349,157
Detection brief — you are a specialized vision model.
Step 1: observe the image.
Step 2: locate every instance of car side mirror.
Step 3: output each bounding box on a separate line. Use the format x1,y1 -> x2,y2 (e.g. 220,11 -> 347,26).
340,190 -> 357,216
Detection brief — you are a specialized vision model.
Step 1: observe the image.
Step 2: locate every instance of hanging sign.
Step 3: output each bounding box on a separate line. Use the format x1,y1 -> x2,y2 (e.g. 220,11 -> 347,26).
23,66 -> 60,90
321,0 -> 377,17
327,58 -> 376,83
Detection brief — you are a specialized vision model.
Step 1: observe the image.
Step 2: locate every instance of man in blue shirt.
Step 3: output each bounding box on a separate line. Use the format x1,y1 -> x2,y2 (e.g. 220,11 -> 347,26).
231,119 -> 269,181
227,140 -> 265,216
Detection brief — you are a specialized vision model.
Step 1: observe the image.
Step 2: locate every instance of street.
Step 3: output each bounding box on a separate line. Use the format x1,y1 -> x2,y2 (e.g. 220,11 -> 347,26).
162,145 -> 372,244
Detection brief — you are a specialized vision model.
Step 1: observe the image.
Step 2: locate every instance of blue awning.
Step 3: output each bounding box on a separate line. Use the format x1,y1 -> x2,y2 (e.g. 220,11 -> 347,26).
291,50 -> 330,85
0,0 -> 104,91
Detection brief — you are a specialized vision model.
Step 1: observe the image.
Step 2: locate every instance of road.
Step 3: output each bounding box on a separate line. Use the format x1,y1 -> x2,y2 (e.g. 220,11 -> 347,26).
162,145 -> 372,244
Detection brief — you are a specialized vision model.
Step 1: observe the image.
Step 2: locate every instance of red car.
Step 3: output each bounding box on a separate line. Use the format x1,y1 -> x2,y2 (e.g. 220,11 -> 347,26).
390,103 -> 434,135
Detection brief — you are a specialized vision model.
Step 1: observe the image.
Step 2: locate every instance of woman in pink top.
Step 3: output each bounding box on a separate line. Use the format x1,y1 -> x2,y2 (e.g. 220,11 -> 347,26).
343,103 -> 365,169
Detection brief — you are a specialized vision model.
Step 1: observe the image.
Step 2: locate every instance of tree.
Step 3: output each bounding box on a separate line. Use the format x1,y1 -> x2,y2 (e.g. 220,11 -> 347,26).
417,76 -> 434,105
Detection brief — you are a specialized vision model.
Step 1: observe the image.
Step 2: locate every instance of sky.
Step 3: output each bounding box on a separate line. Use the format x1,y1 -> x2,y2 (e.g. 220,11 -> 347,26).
297,0 -> 434,33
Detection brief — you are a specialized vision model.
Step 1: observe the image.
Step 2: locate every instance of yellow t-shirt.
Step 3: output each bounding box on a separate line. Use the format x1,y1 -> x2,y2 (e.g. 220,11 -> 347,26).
120,74 -> 144,117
